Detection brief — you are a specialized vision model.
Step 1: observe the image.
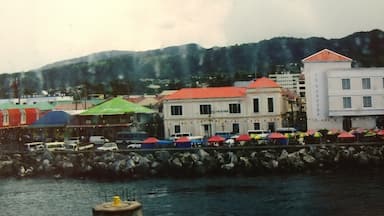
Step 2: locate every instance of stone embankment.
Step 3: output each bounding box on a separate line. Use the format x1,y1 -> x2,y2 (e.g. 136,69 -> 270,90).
1,144 -> 384,179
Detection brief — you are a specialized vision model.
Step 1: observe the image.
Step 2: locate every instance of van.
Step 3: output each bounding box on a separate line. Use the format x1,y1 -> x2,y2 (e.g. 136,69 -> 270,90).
115,131 -> 148,145
169,132 -> 192,141
24,142 -> 45,152
45,142 -> 65,151
89,136 -> 109,146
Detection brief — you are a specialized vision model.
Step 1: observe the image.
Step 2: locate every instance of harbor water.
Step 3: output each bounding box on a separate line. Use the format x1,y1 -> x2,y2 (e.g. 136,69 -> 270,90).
1,171 -> 384,216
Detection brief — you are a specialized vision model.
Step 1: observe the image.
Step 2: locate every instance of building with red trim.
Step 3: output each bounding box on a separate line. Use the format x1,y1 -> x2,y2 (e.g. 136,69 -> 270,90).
163,77 -> 288,138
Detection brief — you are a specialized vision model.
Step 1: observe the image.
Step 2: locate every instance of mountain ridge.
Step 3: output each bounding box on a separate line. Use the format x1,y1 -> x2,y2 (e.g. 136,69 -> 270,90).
1,29 -> 383,98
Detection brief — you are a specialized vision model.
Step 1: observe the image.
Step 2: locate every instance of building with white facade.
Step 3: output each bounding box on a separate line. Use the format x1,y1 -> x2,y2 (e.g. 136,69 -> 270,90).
303,49 -> 384,130
269,72 -> 301,92
162,77 -> 288,138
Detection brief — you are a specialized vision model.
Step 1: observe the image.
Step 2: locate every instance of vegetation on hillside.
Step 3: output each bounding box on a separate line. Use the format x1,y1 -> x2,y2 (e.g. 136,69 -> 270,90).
1,29 -> 383,98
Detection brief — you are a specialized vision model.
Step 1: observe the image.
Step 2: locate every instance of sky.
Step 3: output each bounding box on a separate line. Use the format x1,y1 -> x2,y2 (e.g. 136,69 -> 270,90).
0,0 -> 383,73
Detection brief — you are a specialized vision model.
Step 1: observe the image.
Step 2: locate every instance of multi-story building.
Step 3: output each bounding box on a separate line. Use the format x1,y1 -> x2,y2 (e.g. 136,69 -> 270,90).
162,77 -> 288,138
269,72 -> 301,93
303,49 -> 384,130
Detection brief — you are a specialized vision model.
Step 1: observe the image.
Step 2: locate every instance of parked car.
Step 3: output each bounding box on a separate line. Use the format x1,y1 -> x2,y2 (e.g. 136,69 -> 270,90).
65,143 -> 94,151
64,137 -> 80,145
97,142 -> 119,151
169,132 -> 192,141
24,142 -> 45,152
127,143 -> 141,149
45,142 -> 66,151
89,136 -> 109,146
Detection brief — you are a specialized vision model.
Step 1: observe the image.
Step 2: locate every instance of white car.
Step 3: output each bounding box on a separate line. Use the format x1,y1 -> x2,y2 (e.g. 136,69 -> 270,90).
97,142 -> 119,151
127,143 -> 141,149
89,136 -> 110,145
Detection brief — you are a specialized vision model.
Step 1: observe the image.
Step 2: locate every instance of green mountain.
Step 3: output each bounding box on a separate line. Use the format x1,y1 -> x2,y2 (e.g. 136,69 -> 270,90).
1,29 -> 384,98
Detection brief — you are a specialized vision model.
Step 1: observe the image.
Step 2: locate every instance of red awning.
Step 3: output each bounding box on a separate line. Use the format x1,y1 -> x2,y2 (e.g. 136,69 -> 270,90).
268,132 -> 286,139
208,135 -> 225,143
143,137 -> 159,144
236,134 -> 251,141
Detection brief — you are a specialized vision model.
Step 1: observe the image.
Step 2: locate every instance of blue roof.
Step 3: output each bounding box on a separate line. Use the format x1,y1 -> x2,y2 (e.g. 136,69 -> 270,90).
30,111 -> 72,128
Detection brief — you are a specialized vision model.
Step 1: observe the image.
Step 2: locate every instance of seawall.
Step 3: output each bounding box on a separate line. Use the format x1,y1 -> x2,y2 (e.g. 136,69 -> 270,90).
1,143 -> 384,179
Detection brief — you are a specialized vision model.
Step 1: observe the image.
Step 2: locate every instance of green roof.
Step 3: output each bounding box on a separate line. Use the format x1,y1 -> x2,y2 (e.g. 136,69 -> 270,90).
0,102 -> 54,111
79,97 -> 154,116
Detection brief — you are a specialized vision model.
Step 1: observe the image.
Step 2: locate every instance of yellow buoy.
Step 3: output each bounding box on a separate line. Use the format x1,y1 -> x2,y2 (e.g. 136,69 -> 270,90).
93,196 -> 143,216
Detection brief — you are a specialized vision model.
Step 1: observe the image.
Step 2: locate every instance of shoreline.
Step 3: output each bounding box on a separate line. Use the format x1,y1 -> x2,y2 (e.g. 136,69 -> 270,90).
1,143 -> 384,179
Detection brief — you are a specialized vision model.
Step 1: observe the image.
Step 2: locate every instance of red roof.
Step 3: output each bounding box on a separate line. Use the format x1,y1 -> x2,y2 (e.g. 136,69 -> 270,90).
302,49 -> 352,63
165,87 -> 246,100
248,77 -> 280,88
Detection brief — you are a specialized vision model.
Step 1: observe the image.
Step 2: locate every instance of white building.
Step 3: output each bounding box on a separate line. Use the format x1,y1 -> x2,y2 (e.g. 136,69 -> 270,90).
303,49 -> 384,130
162,77 -> 288,138
269,72 -> 301,92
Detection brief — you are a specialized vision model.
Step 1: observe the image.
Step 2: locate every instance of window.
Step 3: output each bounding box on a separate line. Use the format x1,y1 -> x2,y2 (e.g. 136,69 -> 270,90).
363,96 -> 372,107
200,104 -> 212,114
21,109 -> 26,124
174,125 -> 181,133
253,98 -> 259,113
268,122 -> 275,132
342,79 -> 350,90
343,97 -> 352,109
171,105 -> 183,115
253,122 -> 260,130
232,123 -> 239,133
203,124 -> 212,137
229,103 -> 241,113
268,97 -> 274,112
362,78 -> 371,89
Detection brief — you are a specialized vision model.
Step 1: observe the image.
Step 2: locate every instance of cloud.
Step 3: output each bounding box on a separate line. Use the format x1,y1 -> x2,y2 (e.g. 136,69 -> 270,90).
0,0 -> 383,73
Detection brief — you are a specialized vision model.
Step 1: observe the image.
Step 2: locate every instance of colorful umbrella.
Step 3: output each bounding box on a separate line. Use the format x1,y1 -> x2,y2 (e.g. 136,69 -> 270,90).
337,132 -> 355,138
236,134 -> 251,142
313,131 -> 323,138
377,130 -> 384,136
176,136 -> 191,143
143,137 -> 159,144
268,132 -> 286,139
208,135 -> 225,143
306,129 -> 316,136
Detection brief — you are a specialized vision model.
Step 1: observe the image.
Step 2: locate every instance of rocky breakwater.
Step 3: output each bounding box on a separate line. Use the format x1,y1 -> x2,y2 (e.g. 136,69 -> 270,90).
1,145 -> 384,179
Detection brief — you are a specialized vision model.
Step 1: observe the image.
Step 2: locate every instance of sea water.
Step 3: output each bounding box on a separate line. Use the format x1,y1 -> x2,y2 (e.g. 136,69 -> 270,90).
0,172 -> 384,216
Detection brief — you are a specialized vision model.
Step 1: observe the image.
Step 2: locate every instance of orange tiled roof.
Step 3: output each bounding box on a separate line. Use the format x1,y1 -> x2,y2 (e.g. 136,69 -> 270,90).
248,77 -> 280,88
165,87 -> 246,100
302,49 -> 352,62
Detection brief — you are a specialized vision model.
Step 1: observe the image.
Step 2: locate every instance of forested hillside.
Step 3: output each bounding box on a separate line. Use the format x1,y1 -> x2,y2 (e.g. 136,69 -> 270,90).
1,29 -> 383,98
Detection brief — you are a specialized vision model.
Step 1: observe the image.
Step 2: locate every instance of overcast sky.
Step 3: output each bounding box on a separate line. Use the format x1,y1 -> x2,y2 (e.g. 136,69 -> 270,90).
0,0 -> 383,73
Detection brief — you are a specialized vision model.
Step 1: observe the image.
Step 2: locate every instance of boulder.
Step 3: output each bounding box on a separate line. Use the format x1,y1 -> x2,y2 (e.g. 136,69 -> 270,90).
0,160 -> 14,176
155,150 -> 171,162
